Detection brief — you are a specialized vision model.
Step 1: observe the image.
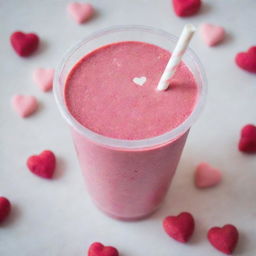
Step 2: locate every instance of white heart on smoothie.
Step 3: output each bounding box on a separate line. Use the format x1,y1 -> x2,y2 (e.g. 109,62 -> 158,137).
133,76 -> 147,86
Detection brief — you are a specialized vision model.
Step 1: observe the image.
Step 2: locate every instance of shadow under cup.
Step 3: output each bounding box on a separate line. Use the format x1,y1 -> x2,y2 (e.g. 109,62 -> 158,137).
54,26 -> 207,220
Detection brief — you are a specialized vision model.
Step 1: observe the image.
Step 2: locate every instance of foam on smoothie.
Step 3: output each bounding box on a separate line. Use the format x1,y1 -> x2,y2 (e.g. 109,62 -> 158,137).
65,41 -> 198,140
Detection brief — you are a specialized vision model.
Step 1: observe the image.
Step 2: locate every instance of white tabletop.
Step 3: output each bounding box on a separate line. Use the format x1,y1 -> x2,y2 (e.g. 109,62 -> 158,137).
1,0 -> 256,255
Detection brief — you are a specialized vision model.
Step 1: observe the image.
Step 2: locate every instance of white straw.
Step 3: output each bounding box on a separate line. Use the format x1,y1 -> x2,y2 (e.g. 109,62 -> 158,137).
157,24 -> 196,91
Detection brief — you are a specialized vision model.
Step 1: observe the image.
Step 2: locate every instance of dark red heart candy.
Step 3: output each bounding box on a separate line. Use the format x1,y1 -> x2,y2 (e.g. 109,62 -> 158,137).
10,31 -> 39,57
163,212 -> 195,243
239,124 -> 256,153
0,197 -> 11,223
208,224 -> 239,254
235,46 -> 256,73
172,0 -> 201,17
27,150 -> 56,179
88,242 -> 119,256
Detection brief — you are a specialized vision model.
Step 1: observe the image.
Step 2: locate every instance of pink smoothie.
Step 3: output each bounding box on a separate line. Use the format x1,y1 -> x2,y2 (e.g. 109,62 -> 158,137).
64,41 -> 198,219
65,41 -> 198,140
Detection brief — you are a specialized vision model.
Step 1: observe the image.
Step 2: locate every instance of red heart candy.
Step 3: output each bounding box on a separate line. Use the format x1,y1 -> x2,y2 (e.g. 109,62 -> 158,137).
163,212 -> 195,243
235,46 -> 256,73
208,224 -> 239,254
172,0 -> 201,17
10,31 -> 39,57
27,150 -> 56,179
0,197 -> 11,223
239,124 -> 256,153
88,242 -> 119,256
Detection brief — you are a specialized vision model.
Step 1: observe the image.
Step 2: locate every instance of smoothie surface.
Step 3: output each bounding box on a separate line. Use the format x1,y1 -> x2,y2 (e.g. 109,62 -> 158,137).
65,41 -> 198,140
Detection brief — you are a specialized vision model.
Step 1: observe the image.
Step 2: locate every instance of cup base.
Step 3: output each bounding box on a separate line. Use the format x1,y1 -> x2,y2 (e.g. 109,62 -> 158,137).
95,203 -> 161,221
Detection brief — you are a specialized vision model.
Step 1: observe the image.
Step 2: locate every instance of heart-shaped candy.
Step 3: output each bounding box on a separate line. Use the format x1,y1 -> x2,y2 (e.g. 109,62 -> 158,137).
88,242 -> 119,256
200,24 -> 225,46
10,31 -> 39,57
0,197 -> 11,223
133,76 -> 147,86
27,150 -> 56,179
33,68 -> 55,92
11,95 -> 38,118
208,224 -> 239,254
235,46 -> 256,73
172,0 -> 201,17
239,124 -> 256,153
195,162 -> 222,188
163,212 -> 195,243
67,2 -> 94,24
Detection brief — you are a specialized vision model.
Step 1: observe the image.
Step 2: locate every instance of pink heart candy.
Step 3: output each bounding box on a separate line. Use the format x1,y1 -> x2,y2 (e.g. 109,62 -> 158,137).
67,2 -> 94,24
195,162 -> 222,188
200,24 -> 225,47
11,95 -> 38,118
33,68 -> 54,92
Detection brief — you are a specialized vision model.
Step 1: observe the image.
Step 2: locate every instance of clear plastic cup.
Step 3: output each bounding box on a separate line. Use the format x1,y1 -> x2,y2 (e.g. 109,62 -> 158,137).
54,26 -> 207,220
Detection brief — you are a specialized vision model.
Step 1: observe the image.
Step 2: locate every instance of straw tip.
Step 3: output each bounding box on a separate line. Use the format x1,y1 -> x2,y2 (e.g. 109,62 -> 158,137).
185,24 -> 196,33
157,81 -> 168,91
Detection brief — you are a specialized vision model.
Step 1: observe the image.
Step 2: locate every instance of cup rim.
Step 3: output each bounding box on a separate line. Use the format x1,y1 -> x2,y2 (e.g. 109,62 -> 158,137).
54,25 -> 207,149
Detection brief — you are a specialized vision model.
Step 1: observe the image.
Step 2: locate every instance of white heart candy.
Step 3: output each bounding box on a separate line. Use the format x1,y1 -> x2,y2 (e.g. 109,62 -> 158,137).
133,76 -> 147,86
